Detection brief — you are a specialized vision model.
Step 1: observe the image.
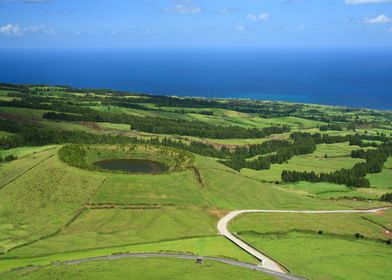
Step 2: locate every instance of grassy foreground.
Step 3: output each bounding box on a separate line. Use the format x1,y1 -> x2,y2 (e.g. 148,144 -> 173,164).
230,210 -> 392,280
241,233 -> 392,280
0,258 -> 273,280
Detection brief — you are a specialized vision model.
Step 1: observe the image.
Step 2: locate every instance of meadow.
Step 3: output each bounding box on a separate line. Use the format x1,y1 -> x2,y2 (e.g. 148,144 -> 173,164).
279,181 -> 390,200
238,232 -> 392,280
241,142 -> 365,183
0,257 -> 274,280
230,209 -> 392,280
0,83 -> 391,279
4,207 -> 219,257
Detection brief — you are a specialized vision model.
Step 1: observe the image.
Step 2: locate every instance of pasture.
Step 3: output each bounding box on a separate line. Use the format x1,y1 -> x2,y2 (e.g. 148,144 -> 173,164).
230,209 -> 392,280
1,84 -> 392,280
239,232 -> 392,280
0,257 -> 273,280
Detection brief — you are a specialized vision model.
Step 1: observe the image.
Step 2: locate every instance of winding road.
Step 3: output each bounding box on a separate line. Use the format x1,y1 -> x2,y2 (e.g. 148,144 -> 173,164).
3,207 -> 389,280
217,207 -> 390,274
60,253 -> 304,280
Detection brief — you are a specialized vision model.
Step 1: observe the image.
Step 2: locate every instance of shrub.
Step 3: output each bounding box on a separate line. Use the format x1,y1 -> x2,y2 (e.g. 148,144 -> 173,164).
0,154 -> 17,162
380,193 -> 392,203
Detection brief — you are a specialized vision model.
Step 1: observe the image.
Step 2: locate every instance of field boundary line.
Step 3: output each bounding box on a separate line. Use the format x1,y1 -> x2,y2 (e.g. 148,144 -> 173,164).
361,215 -> 392,232
0,150 -> 56,190
1,235 -> 219,261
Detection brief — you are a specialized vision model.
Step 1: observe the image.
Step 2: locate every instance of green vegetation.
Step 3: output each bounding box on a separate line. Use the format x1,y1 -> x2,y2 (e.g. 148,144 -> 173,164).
239,232 -> 391,280
0,82 -> 391,280
6,207 -> 219,257
230,212 -> 391,240
281,143 -> 392,187
380,193 -> 392,202
0,131 -> 13,138
0,151 -> 106,253
279,181 -> 388,200
58,144 -> 193,173
0,257 -> 274,280
94,170 -> 206,206
230,210 -> 392,280
0,236 -> 257,273
0,145 -> 57,159
242,148 -> 363,183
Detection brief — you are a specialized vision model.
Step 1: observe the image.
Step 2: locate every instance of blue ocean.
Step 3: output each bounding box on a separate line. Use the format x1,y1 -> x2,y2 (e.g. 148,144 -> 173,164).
0,48 -> 391,110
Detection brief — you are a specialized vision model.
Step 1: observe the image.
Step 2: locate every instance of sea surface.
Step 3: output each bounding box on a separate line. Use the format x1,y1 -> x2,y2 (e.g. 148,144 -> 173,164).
1,48 -> 391,110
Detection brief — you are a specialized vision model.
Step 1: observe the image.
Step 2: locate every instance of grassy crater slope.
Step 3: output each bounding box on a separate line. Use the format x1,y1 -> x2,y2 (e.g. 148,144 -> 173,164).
58,144 -> 194,174
0,147 -> 106,253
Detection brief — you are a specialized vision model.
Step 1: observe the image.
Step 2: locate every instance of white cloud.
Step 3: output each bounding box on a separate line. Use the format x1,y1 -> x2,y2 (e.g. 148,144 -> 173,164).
346,0 -> 392,4
364,14 -> 391,24
164,4 -> 202,14
25,25 -> 44,32
25,25 -> 55,35
0,24 -> 22,36
0,23 -> 55,36
296,24 -> 306,31
235,25 -> 245,31
247,13 -> 269,22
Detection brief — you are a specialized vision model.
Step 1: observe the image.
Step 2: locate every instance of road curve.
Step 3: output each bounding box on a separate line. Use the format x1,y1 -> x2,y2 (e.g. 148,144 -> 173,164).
217,207 -> 390,274
5,253 -> 305,280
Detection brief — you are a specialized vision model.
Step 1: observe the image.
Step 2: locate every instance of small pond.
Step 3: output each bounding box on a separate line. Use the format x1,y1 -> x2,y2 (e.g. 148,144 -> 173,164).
94,159 -> 167,174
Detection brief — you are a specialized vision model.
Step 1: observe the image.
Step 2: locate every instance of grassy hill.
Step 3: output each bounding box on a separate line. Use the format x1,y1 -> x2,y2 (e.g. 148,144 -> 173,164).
0,82 -> 391,279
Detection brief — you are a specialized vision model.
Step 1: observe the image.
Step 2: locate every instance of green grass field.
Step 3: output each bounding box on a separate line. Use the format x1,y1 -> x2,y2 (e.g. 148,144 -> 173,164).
239,232 -> 392,280
0,145 -> 58,159
0,141 -> 389,280
95,170 -> 206,206
4,207 -> 219,257
0,257 -> 273,280
230,211 -> 391,240
279,181 -> 390,200
241,156 -> 362,182
41,120 -> 95,132
0,147 -> 59,189
0,236 -> 257,273
0,150 -> 106,253
230,209 -> 392,280
0,107 -> 46,120
97,122 -> 131,131
1,84 -> 392,280
367,167 -> 392,190
242,143 -> 364,183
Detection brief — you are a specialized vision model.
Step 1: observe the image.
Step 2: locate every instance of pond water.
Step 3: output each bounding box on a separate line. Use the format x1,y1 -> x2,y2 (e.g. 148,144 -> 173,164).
94,159 -> 166,174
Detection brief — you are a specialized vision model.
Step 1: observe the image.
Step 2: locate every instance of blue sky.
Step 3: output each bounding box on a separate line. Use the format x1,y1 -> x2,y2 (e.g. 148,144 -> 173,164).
1,0 -> 392,48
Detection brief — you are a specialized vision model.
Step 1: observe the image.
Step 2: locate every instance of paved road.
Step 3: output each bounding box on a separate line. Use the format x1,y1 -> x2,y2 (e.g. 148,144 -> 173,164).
5,207 -> 389,280
60,253 -> 305,280
217,207 -> 390,274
